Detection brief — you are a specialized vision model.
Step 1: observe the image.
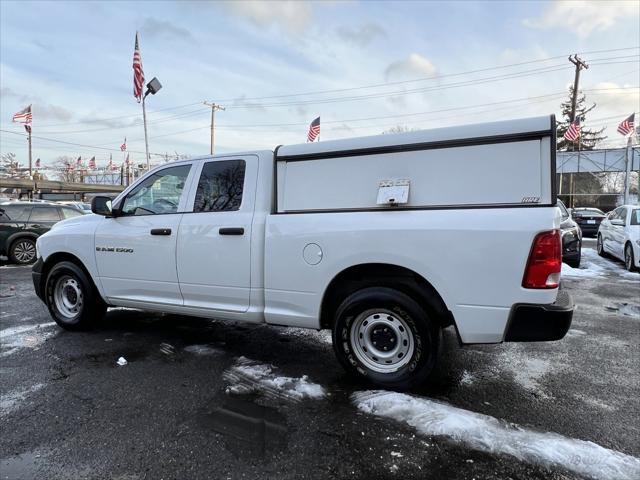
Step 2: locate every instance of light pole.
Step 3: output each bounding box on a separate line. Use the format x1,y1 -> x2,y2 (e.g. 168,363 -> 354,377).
142,77 -> 162,171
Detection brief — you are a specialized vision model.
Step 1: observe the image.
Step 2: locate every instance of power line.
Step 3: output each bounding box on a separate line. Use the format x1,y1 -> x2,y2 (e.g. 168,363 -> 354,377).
8,47 -> 637,130
0,129 -> 165,157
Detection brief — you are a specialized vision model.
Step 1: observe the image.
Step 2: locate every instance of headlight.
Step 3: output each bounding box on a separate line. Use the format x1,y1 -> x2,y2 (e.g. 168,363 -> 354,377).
35,240 -> 41,259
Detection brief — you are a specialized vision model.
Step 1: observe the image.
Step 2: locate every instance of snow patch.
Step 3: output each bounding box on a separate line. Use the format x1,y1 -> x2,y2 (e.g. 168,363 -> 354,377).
562,249 -> 640,280
497,345 -> 554,398
352,391 -> 640,480
184,344 -> 225,355
459,370 -> 475,386
223,357 -> 326,402
0,322 -> 57,357
280,327 -> 333,345
0,384 -> 45,416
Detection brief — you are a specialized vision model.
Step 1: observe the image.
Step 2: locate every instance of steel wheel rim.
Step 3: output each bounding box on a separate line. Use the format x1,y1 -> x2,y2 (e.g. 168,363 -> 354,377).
53,275 -> 83,320
350,309 -> 415,373
14,241 -> 35,263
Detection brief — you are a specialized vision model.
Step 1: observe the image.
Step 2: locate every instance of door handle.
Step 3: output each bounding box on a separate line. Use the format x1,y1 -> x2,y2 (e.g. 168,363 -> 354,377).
150,228 -> 172,236
219,227 -> 244,236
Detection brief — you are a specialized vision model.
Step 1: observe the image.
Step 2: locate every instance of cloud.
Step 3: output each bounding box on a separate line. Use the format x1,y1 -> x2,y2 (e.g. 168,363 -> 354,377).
336,23 -> 386,47
140,17 -> 193,41
385,53 -> 437,81
523,1 -> 639,37
221,0 -> 313,34
589,82 -> 640,112
1,88 -> 73,121
37,104 -> 73,122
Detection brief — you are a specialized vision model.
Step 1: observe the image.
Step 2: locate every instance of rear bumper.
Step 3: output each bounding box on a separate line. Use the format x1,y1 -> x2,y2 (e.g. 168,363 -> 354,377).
577,224 -> 600,235
32,257 -> 45,302
504,289 -> 574,342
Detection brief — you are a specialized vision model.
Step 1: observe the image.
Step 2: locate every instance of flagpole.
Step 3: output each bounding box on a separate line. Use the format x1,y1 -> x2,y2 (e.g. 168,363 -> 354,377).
142,94 -> 150,171
28,127 -> 32,178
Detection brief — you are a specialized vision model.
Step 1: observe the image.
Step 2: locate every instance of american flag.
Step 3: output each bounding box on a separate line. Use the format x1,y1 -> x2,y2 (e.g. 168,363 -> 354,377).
617,113 -> 635,136
12,105 -> 32,123
88,156 -> 96,169
120,137 -> 127,151
307,116 -> 320,142
133,32 -> 145,102
76,156 -> 83,168
564,118 -> 581,142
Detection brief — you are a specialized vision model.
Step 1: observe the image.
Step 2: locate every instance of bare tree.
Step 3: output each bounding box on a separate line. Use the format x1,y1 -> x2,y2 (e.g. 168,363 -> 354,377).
0,152 -> 29,179
53,156 -> 80,182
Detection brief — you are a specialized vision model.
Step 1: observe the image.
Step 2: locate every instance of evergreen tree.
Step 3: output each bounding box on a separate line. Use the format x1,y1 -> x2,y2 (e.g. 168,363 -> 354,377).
556,86 -> 607,151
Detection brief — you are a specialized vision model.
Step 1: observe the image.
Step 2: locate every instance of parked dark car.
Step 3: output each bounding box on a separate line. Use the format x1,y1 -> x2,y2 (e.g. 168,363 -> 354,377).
558,200 -> 581,268
571,207 -> 606,237
0,202 -> 84,264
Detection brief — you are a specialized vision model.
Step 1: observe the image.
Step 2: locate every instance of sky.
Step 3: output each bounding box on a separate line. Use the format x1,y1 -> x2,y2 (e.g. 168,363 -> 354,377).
0,0 -> 639,169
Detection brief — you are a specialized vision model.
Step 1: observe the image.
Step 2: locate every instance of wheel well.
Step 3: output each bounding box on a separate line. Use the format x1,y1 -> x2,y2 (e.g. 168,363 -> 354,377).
319,263 -> 453,330
8,233 -> 38,249
41,252 -> 98,294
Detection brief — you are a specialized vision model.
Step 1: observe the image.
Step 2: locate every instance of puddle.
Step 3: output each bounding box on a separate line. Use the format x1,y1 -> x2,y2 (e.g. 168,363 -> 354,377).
605,303 -> 640,318
199,397 -> 287,459
0,451 -> 43,480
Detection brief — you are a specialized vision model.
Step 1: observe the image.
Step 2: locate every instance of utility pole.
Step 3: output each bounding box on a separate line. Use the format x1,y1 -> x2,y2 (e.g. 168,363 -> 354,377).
567,55 -> 588,207
203,102 -> 225,155
568,54 -> 589,123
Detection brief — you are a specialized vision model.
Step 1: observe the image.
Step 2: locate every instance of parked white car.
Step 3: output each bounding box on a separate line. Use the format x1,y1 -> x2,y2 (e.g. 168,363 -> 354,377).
597,205 -> 640,272
33,115 -> 574,389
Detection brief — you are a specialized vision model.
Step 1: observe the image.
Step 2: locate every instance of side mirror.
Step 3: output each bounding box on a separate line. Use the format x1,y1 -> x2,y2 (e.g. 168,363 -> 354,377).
91,196 -> 113,216
610,219 -> 625,227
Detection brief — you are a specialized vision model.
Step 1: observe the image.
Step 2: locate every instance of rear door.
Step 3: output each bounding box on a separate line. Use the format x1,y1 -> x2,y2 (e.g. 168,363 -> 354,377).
610,207 -> 627,259
177,156 -> 257,313
94,163 -> 195,306
27,206 -> 61,235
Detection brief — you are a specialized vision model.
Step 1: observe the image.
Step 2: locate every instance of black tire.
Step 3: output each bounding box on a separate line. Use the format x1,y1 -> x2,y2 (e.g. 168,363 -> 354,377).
565,244 -> 581,268
596,234 -> 606,257
9,237 -> 37,265
624,243 -> 638,272
332,287 -> 440,391
44,261 -> 106,330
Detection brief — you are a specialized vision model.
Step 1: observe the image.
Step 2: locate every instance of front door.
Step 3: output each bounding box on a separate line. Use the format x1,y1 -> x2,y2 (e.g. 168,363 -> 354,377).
177,156 -> 256,313
95,163 -> 195,306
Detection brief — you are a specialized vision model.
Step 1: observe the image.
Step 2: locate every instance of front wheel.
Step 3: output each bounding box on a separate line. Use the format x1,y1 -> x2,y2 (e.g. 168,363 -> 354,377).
625,244 -> 638,272
597,234 -> 606,257
332,287 -> 439,390
45,261 -> 106,330
9,238 -> 37,264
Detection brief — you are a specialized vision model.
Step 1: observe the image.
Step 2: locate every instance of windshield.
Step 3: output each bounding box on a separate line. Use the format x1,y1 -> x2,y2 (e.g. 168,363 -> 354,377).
573,208 -> 604,216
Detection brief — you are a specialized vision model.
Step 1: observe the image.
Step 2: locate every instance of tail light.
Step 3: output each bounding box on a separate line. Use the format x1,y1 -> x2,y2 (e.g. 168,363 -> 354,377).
522,230 -> 562,289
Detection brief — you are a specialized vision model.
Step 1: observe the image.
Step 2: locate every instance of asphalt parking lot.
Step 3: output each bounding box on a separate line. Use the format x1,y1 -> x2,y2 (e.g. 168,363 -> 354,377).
1,239 -> 639,480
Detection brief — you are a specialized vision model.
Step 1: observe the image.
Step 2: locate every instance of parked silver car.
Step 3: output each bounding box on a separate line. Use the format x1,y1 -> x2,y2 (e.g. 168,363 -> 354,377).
597,205 -> 640,272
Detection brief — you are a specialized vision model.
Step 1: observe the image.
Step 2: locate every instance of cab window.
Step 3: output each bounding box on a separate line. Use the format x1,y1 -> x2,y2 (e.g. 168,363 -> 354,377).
193,160 -> 246,212
120,165 -> 191,216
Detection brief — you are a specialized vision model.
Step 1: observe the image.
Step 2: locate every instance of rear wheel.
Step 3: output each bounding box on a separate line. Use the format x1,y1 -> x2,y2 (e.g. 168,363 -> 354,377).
44,261 -> 106,330
332,287 -> 439,390
597,234 -> 606,257
624,243 -> 637,272
9,238 -> 36,264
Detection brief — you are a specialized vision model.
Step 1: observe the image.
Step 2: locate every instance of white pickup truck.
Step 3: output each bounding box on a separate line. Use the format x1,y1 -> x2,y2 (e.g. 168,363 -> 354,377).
33,115 -> 573,389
